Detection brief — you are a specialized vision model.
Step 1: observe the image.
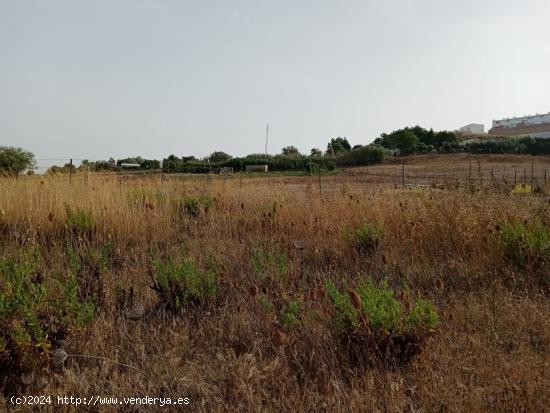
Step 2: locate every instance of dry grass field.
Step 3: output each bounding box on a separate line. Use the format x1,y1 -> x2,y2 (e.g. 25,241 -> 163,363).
1,157 -> 549,412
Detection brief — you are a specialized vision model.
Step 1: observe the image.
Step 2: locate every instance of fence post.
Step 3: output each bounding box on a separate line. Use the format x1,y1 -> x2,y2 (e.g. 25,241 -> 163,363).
469,161 -> 472,191
478,161 -> 482,190
531,163 -> 534,188
318,164 -> 322,197
69,158 -> 73,185
402,162 -> 405,190
239,162 -> 242,188
514,170 -> 517,187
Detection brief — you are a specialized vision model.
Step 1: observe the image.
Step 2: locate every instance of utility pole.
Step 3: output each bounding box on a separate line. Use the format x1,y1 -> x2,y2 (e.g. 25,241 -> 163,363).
264,123 -> 269,155
69,158 -> 73,185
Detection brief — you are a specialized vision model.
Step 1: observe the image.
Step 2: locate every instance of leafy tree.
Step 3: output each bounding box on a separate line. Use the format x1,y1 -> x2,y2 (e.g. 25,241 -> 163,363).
309,148 -> 323,157
139,159 -> 161,169
0,146 -> 36,175
433,130 -> 458,147
390,129 -> 418,153
376,128 -> 418,153
281,146 -> 301,156
337,145 -> 387,166
327,137 -> 351,155
207,151 -> 232,163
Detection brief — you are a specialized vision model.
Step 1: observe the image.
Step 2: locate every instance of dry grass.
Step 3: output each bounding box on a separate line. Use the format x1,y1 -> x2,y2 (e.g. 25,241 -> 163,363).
0,166 -> 549,412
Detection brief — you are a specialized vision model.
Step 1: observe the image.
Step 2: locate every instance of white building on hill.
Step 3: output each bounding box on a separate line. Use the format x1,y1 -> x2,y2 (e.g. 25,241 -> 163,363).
458,123 -> 485,135
492,112 -> 550,129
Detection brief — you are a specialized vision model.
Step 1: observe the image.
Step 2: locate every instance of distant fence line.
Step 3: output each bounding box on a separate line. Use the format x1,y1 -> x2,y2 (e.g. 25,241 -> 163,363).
28,160 -> 550,196
359,162 -> 548,191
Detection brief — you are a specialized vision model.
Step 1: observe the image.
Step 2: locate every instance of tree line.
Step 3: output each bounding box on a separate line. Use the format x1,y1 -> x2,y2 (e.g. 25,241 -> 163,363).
3,128 -> 550,175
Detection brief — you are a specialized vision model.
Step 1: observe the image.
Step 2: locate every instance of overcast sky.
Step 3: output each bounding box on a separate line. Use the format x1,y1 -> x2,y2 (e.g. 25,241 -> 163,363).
1,0 -> 549,166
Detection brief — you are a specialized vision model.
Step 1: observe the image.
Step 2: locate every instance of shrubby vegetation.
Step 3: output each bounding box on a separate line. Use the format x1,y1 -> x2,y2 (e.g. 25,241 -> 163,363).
0,146 -> 35,175
8,127 -> 550,178
150,258 -> 218,311
497,221 -> 550,265
374,126 -> 458,154
346,222 -> 385,255
326,278 -> 438,365
0,170 -> 548,410
0,249 -> 96,382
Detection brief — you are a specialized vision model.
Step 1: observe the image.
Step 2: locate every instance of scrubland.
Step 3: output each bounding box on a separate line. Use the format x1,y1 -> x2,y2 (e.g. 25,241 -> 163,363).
0,169 -> 549,412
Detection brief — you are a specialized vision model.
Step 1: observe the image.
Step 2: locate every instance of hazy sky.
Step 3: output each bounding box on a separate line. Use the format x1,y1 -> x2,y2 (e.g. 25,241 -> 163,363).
1,0 -> 549,166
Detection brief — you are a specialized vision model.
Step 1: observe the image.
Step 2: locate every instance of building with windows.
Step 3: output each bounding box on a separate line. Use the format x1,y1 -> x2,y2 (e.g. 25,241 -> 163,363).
489,112 -> 550,138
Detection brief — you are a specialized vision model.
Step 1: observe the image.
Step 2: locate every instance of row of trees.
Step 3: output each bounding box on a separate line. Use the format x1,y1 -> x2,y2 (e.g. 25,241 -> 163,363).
373,126 -> 458,154
161,137 -> 387,173
3,132 -> 550,176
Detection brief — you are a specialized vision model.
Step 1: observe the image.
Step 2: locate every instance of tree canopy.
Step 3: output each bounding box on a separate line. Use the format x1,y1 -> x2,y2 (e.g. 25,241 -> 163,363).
207,151 -> 233,163
0,147 -> 36,175
374,126 -> 457,154
281,146 -> 301,156
327,137 -> 351,155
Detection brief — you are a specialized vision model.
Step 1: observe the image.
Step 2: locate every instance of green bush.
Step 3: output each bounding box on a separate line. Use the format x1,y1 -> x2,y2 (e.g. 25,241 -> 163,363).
176,195 -> 213,218
347,222 -> 384,255
0,250 -> 95,377
65,241 -> 111,309
497,221 -> 550,265
65,205 -> 94,233
151,258 -> 218,311
280,299 -> 301,330
326,279 -> 436,333
326,278 -> 438,365
251,246 -> 288,284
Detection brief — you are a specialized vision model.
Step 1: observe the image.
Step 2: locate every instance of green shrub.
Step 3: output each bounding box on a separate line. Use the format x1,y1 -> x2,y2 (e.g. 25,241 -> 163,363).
497,221 -> 550,265
280,299 -> 301,330
151,258 -> 218,311
65,241 -> 111,308
65,205 -> 94,233
251,246 -> 288,284
347,222 -> 384,255
326,278 -> 438,365
176,195 -> 213,218
405,298 -> 439,329
0,251 -> 95,378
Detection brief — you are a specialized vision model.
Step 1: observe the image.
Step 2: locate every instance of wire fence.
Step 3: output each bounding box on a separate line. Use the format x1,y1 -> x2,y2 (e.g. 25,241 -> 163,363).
357,162 -> 549,192
30,158 -> 550,196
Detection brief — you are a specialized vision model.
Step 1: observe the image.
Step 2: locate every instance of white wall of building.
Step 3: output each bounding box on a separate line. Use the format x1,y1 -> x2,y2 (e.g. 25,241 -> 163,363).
493,112 -> 550,128
459,123 -> 484,134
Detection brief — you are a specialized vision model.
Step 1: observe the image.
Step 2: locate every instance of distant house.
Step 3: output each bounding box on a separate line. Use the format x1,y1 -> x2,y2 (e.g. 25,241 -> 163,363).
489,112 -> 550,138
458,123 -> 485,135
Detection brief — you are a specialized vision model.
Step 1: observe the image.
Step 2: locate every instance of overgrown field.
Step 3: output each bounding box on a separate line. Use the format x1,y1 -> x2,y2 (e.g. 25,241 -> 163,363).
0,173 -> 549,412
